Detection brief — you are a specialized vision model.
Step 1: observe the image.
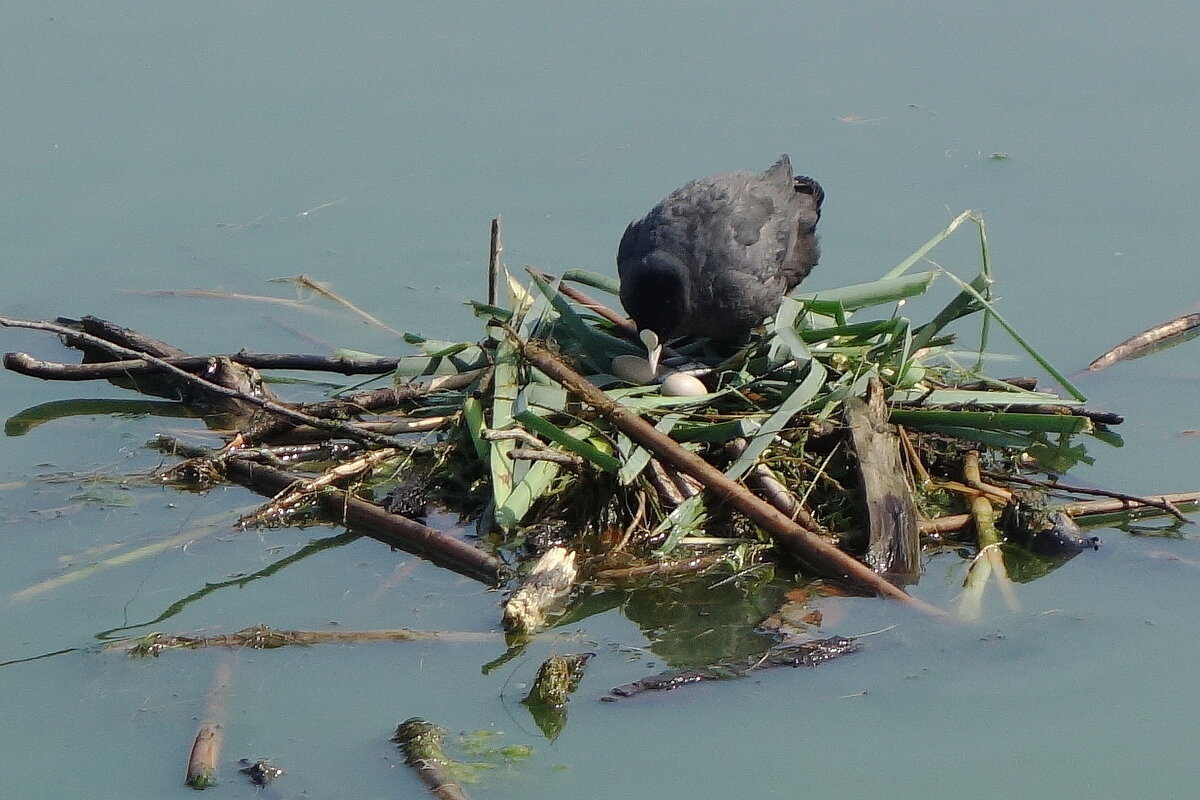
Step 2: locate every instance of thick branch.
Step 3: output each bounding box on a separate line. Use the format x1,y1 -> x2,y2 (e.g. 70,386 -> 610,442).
155,438 -> 504,585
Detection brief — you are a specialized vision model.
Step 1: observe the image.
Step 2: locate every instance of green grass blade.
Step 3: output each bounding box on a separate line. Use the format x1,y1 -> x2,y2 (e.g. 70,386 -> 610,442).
515,409 -> 621,472
890,388 -> 1080,406
725,360 -> 827,480
495,459 -> 562,530
889,408 -> 1090,434
526,270 -> 611,373
652,494 -> 708,555
561,269 -> 622,296
882,210 -> 976,279
909,271 -> 991,354
767,298 -> 811,367
797,270 -> 938,311
489,336 -> 521,507
940,269 -> 1087,402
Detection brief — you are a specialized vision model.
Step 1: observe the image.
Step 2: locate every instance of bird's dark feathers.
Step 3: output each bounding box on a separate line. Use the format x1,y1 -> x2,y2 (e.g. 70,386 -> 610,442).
618,155 -> 823,344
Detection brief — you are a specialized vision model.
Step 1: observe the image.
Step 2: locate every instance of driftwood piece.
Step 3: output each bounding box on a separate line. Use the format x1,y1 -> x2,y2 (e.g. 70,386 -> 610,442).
65,315 -> 189,359
225,457 -> 503,585
986,472 -> 1191,524
186,723 -> 223,789
185,654 -> 234,789
1087,312 -> 1200,371
502,546 -> 578,633
605,635 -> 859,699
517,338 -> 945,617
593,552 -> 724,583
239,369 -> 482,444
39,316 -> 281,423
391,719 -> 472,800
844,379 -> 921,581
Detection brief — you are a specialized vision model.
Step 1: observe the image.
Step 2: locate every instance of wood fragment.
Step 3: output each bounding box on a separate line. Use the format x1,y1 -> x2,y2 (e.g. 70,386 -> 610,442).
844,379 -> 921,580
605,635 -> 859,699
3,350 -> 412,380
920,490 -> 1200,537
186,723 -> 223,789
502,546 -> 579,633
1087,312 -> 1200,371
517,338 -> 945,617
507,448 -> 585,468
525,653 -> 592,708
185,654 -> 234,789
645,458 -> 686,508
488,217 -> 503,307
392,719 -> 472,800
524,652 -> 593,740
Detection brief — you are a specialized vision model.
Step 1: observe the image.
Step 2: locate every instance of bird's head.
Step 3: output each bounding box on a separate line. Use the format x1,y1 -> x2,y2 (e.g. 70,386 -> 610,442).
618,250 -> 689,375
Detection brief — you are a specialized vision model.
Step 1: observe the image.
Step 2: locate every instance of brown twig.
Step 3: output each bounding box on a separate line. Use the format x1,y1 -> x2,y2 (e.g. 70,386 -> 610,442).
593,552 -> 725,582
919,489 -> 1200,536
983,472 -> 1192,523
291,275 -> 406,338
527,268 -> 636,335
0,316 -> 423,449
517,337 -> 945,617
507,448 -> 585,468
3,351 -> 407,380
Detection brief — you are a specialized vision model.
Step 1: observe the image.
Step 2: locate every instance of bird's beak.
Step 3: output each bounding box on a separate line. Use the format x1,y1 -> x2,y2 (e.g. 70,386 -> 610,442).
639,329 -> 662,377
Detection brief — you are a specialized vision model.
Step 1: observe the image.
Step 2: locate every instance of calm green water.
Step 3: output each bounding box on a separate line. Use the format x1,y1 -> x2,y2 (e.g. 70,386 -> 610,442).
3,3 -> 1199,798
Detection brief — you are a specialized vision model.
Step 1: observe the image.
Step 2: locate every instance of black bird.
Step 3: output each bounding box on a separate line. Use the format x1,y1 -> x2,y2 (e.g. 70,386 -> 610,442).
617,155 -> 823,373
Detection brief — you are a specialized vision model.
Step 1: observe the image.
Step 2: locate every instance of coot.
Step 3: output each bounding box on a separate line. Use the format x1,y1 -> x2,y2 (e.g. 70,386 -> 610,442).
617,155 -> 823,373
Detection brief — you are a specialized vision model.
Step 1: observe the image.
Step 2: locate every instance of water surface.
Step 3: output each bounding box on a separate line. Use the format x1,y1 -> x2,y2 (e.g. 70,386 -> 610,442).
3,3 -> 1199,798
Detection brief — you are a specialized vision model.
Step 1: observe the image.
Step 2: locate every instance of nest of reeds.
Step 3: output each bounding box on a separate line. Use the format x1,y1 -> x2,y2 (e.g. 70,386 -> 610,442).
7,210 -> 1181,630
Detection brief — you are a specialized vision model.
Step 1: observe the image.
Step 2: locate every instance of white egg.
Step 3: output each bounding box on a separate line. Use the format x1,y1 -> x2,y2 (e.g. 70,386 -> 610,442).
659,371 -> 708,397
611,354 -> 657,384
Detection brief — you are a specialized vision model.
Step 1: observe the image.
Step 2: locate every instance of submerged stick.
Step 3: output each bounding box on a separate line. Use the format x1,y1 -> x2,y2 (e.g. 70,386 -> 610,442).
291,275 -> 406,338
517,339 -> 945,617
185,654 -> 235,789
392,719 -> 473,800
1086,312 -> 1200,371
123,625 -> 498,655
